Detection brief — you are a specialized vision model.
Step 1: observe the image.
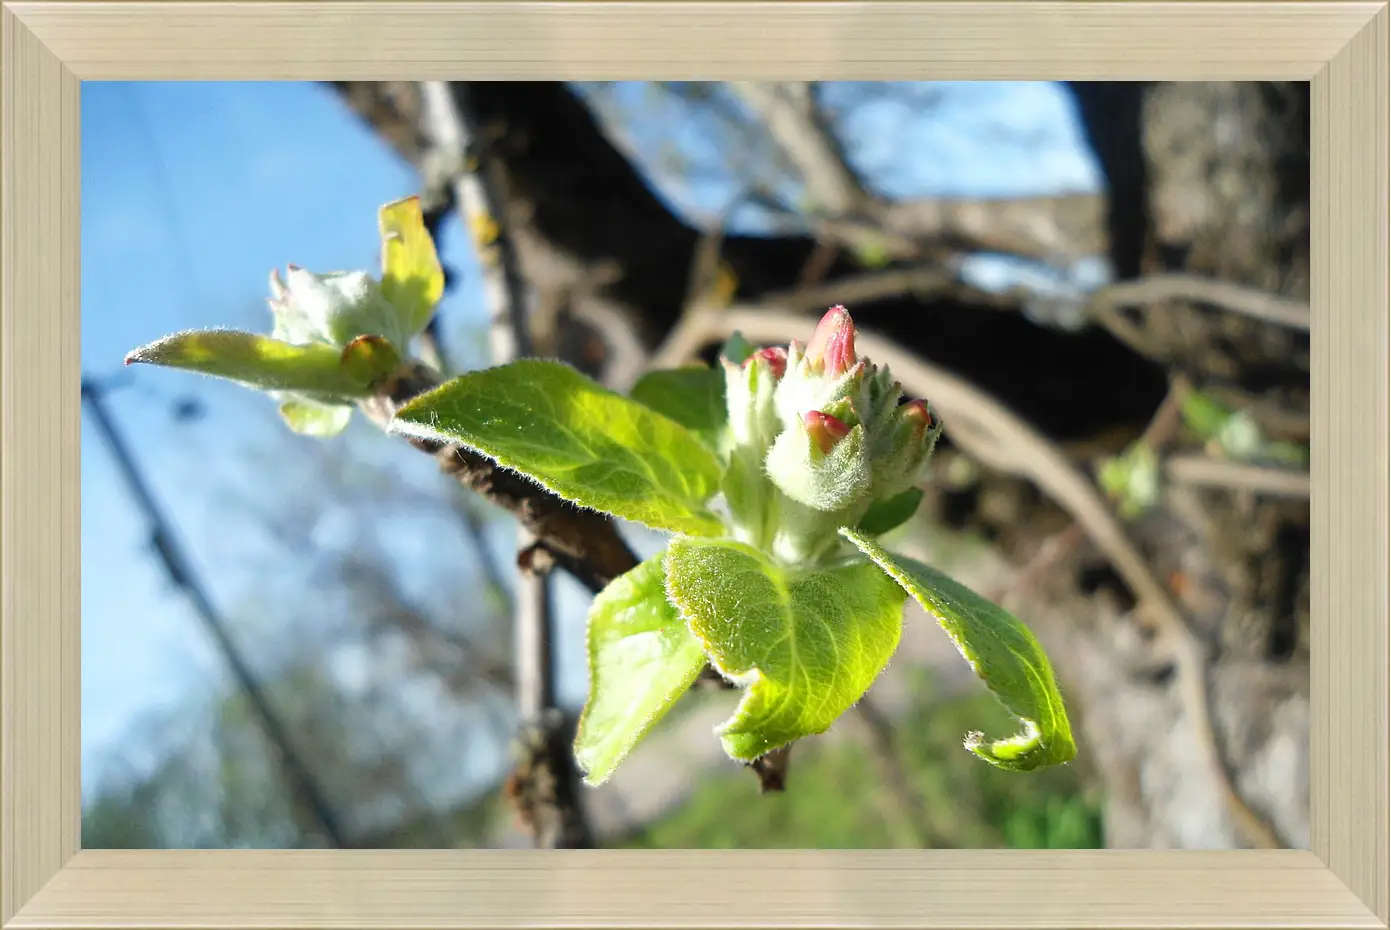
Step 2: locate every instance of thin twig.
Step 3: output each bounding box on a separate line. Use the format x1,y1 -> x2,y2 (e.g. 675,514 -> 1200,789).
657,307 -> 1283,850
82,377 -> 350,849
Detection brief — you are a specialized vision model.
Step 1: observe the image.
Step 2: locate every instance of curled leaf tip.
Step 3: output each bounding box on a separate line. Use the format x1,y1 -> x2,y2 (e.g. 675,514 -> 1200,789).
804,409 -> 851,453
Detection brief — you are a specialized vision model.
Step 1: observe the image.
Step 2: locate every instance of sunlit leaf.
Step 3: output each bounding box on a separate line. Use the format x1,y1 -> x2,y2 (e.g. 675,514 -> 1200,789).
575,555 -> 708,786
378,195 -> 445,338
664,538 -> 905,761
629,366 -> 727,450
390,359 -> 725,536
125,329 -> 370,401
841,528 -> 1076,772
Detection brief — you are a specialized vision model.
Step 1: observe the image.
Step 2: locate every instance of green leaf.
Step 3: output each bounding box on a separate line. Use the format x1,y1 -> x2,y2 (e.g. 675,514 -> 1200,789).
1180,391 -> 1234,440
851,236 -> 893,269
278,400 -> 353,438
629,366 -> 727,449
1097,442 -> 1159,521
720,331 -> 755,365
855,487 -> 925,536
378,195 -> 445,338
391,359 -> 725,537
124,330 -> 371,401
840,528 -> 1076,772
574,555 -> 708,786
664,538 -> 905,761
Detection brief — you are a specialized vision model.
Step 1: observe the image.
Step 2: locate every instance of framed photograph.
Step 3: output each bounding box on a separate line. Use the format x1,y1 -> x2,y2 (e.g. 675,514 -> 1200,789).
2,3 -> 1386,929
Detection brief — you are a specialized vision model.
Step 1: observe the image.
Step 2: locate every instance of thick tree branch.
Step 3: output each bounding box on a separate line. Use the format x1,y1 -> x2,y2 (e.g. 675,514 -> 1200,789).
325,82 -> 1110,322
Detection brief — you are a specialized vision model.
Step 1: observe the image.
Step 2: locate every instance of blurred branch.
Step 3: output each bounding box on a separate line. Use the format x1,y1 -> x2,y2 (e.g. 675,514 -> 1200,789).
879,192 -> 1106,264
990,376 -> 1190,607
418,79 -> 593,850
1164,454 -> 1310,499
650,307 -> 1283,850
1090,272 -> 1311,332
394,206 -> 518,614
733,82 -> 875,219
761,266 -> 1017,315
81,376 -> 351,849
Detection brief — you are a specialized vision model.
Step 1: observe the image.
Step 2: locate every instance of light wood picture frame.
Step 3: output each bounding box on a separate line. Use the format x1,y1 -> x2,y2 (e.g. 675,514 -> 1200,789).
2,2 -> 1387,927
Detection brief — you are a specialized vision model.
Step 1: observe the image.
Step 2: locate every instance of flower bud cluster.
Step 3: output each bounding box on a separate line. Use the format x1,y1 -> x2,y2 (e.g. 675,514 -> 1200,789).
720,306 -> 943,563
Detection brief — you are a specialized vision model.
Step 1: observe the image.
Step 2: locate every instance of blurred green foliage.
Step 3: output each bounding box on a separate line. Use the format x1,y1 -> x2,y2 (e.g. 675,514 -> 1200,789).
619,678 -> 1102,850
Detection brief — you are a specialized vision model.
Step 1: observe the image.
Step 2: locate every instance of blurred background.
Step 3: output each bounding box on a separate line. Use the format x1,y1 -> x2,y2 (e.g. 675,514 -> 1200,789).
81,81 -> 1310,851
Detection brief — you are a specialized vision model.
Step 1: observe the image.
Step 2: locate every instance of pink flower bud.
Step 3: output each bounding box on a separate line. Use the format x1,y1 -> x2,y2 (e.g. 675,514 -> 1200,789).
744,346 -> 788,379
804,410 -> 851,454
805,305 -> 857,376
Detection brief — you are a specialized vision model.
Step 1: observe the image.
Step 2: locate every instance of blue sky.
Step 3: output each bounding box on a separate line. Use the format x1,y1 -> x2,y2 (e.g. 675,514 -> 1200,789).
81,81 -> 1102,802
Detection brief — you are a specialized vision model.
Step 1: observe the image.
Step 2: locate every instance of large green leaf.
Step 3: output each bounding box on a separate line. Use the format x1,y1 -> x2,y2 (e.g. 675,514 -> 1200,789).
391,359 -> 725,536
124,330 -> 370,401
664,538 -> 905,761
629,366 -> 727,450
841,528 -> 1076,771
574,555 -> 708,786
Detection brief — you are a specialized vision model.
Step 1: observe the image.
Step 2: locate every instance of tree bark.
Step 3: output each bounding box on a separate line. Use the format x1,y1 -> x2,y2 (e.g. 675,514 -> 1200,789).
1061,81 -> 1310,848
